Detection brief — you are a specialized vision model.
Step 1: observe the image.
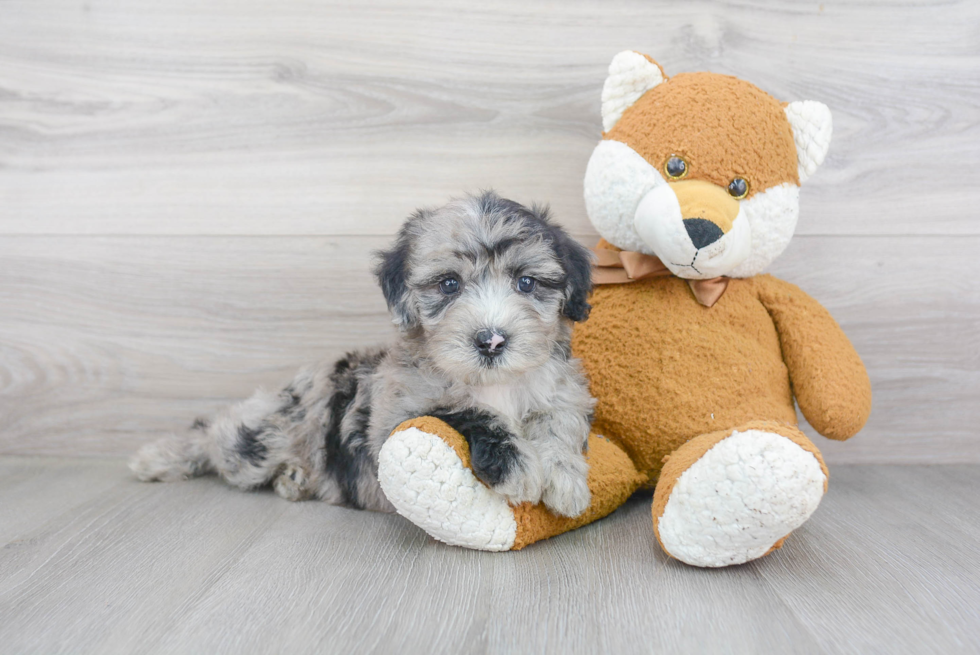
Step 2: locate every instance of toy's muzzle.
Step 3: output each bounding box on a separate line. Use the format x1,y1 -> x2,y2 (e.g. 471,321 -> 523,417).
671,179 -> 740,244
633,178 -> 751,279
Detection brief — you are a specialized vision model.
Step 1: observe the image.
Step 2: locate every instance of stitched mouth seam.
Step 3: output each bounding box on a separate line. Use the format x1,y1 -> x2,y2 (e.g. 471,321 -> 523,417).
670,251 -> 702,276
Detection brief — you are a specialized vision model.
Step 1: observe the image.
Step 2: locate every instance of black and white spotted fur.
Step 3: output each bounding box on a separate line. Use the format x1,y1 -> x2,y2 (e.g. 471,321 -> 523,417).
130,191 -> 596,517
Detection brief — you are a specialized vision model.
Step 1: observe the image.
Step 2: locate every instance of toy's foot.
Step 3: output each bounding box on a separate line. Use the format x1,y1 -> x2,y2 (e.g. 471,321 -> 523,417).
378,418 -> 518,551
653,422 -> 828,568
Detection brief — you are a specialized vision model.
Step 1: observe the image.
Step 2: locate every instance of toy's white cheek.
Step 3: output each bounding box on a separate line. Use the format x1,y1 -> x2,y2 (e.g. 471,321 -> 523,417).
633,184 -> 689,267
727,183 -> 800,278
701,213 -> 752,277
583,140 -> 665,253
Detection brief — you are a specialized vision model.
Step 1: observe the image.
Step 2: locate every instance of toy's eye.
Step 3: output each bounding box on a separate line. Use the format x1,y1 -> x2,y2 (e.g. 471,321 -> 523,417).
728,178 -> 749,199
664,156 -> 688,179
517,276 -> 536,293
439,278 -> 459,295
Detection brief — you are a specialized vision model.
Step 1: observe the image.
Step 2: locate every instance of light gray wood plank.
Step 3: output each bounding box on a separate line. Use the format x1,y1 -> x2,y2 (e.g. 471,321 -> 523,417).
758,465 -> 980,654
1,0 -> 978,237
0,457 -> 124,544
0,460 -> 977,654
0,459 -> 820,655
0,469 -> 290,654
1,234 -> 977,462
0,235 -> 395,456
148,493 -> 825,655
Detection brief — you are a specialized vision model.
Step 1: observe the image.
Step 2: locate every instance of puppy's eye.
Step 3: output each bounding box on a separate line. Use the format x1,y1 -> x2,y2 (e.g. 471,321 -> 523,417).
664,156 -> 688,180
728,178 -> 749,199
517,276 -> 536,293
439,278 -> 459,295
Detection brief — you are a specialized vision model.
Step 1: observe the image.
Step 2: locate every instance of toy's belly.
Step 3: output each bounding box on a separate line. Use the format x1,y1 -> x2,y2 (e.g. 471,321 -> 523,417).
572,277 -> 796,480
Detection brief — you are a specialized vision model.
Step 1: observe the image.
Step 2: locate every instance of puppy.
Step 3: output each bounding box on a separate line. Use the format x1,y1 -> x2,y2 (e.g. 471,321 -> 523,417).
130,191 -> 596,517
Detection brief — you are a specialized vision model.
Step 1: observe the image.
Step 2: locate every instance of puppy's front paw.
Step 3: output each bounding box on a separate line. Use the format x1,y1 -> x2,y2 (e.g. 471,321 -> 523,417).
493,469 -> 544,507
471,441 -> 542,505
542,466 -> 591,518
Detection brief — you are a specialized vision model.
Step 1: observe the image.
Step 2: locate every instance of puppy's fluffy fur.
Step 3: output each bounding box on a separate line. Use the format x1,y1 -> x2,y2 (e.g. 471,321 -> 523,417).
130,191 -> 596,517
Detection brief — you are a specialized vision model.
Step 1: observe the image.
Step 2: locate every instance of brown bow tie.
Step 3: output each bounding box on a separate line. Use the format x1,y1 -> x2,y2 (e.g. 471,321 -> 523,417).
592,248 -> 730,308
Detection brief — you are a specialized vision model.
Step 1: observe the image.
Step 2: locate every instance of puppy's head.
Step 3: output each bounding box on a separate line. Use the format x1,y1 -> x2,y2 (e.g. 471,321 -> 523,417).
375,191 -> 593,384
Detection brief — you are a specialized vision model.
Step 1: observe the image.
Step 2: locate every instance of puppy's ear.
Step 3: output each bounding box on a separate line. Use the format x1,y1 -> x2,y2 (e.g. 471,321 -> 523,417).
559,236 -> 594,322
536,206 -> 593,322
374,227 -> 420,330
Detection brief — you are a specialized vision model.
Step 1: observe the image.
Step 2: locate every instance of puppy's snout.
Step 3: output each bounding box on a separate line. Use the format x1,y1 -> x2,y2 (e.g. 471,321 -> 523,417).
474,329 -> 507,358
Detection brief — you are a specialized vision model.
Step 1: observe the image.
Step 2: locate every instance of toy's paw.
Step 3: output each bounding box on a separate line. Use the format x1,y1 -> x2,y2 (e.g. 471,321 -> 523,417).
541,464 -> 591,518
273,463 -> 310,501
378,426 -> 517,551
655,428 -> 826,567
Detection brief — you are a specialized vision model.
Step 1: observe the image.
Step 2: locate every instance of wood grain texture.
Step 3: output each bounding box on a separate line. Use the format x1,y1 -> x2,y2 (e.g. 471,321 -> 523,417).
1,1 -> 979,462
0,459 -> 977,654
1,0 -> 978,236
1,234 -> 978,462
759,465 -> 980,654
0,235 -> 396,456
0,457 -> 123,544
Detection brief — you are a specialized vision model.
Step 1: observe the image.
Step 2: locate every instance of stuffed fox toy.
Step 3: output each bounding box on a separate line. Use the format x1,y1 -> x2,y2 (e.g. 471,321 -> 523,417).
377,52 -> 872,567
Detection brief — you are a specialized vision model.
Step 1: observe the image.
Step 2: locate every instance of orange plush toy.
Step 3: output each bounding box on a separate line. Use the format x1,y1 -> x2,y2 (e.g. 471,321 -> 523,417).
378,52 -> 871,567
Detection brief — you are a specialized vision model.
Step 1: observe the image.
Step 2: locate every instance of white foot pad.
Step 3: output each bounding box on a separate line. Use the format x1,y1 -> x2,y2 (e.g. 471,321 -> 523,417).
657,430 -> 826,567
378,427 -> 517,551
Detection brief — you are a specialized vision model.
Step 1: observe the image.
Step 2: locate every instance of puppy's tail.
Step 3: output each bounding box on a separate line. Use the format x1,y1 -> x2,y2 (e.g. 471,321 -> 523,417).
129,420 -> 214,482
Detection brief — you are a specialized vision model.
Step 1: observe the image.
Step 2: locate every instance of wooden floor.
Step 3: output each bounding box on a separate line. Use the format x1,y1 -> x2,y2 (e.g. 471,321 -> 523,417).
1,458 -> 977,654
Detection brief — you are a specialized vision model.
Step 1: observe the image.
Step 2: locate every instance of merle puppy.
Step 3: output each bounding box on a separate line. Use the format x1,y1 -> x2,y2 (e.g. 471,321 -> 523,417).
130,191 -> 596,517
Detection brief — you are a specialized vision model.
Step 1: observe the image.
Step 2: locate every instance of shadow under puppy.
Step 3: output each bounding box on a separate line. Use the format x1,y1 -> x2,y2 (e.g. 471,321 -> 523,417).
131,191 -> 596,518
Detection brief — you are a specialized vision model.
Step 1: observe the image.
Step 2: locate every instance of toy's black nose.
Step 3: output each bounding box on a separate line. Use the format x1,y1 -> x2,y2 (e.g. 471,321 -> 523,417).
683,218 -> 724,249
474,329 -> 507,358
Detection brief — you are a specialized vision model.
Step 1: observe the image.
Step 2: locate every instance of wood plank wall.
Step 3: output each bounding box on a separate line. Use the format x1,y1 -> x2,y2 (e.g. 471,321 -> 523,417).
1,0 -> 978,462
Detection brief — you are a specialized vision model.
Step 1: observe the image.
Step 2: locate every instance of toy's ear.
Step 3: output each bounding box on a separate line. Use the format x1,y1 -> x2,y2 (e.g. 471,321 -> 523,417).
601,51 -> 665,132
784,101 -> 833,184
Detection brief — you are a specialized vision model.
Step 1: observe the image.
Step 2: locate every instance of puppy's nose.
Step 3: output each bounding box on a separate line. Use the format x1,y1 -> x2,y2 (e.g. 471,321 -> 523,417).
683,218 -> 724,249
475,329 -> 507,358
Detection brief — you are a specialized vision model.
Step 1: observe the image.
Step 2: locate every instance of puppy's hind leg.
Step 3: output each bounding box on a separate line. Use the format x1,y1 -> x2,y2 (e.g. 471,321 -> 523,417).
129,418 -> 214,482
272,463 -> 311,501
207,388 -> 301,493
131,386 -> 301,494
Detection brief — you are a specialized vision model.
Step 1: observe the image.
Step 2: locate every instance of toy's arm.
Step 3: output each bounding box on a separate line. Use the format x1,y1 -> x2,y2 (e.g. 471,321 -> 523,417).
756,276 -> 872,440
